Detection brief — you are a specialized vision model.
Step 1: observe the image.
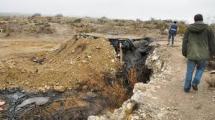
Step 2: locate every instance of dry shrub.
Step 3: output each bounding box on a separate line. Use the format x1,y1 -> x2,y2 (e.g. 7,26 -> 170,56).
98,17 -> 109,24
86,72 -> 128,107
32,13 -> 42,17
178,22 -> 187,35
35,23 -> 55,34
155,21 -> 168,32
73,18 -> 82,23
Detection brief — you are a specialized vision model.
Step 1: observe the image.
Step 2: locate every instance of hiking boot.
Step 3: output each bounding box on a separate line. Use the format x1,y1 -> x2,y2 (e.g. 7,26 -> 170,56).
192,85 -> 198,91
184,88 -> 190,93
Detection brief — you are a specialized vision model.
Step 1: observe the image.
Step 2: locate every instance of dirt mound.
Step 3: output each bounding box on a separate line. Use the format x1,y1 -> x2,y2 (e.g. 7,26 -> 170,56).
0,36 -> 129,107
0,37 -> 117,86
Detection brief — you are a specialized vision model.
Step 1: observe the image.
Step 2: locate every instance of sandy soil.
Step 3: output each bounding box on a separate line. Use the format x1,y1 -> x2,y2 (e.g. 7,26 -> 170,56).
0,37 -> 61,58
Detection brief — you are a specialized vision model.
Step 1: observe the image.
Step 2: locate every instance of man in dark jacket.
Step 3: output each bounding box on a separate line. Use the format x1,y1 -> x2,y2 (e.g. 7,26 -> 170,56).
168,21 -> 178,46
182,14 -> 215,92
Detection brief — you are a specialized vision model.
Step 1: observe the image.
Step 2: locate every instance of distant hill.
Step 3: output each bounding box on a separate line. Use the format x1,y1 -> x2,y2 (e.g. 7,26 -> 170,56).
0,12 -> 31,17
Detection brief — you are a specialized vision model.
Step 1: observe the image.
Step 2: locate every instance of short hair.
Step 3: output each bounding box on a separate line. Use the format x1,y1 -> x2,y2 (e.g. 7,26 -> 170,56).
194,14 -> 203,22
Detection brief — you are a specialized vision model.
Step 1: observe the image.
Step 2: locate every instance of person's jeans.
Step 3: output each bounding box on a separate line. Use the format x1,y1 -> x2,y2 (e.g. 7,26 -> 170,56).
168,33 -> 175,46
184,59 -> 207,92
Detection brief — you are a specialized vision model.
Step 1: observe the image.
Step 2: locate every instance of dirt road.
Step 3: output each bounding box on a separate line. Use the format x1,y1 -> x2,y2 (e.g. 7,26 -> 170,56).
149,39 -> 215,120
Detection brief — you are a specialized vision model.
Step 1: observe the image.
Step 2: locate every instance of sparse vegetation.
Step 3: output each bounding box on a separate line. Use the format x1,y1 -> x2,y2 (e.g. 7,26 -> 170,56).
55,14 -> 63,17
154,20 -> 169,34
177,21 -> 187,35
73,18 -> 82,23
0,16 -> 190,37
32,13 -> 42,17
98,17 -> 109,24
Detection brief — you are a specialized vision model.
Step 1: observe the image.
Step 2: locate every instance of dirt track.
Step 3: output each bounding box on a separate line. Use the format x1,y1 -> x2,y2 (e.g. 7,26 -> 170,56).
144,38 -> 215,120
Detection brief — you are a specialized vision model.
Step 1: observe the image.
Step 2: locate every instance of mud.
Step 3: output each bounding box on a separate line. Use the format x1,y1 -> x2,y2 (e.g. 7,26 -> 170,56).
0,88 -> 113,120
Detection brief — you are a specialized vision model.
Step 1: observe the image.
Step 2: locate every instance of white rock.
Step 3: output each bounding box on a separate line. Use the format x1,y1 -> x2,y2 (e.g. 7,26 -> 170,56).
152,55 -> 159,61
111,59 -> 115,63
16,97 -> 49,111
131,91 -> 145,104
133,83 -> 146,93
124,101 -> 137,114
130,115 -> 140,120
88,116 -> 108,120
88,116 -> 100,120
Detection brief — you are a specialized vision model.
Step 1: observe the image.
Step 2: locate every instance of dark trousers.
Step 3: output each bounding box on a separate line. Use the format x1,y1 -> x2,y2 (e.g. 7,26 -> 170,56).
168,33 -> 176,46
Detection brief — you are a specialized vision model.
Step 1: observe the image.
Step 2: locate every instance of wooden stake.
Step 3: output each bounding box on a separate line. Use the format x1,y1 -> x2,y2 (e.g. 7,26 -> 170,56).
119,42 -> 123,64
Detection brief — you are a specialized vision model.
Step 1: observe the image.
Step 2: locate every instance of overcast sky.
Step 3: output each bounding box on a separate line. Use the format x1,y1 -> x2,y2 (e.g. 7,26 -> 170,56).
0,0 -> 215,23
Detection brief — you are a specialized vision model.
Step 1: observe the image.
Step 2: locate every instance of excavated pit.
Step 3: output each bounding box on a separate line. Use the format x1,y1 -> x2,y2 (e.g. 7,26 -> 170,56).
109,37 -> 153,90
0,34 -> 154,120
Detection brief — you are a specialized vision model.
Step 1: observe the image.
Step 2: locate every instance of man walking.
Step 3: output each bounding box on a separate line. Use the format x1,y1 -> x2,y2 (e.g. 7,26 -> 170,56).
168,21 -> 178,47
182,14 -> 215,92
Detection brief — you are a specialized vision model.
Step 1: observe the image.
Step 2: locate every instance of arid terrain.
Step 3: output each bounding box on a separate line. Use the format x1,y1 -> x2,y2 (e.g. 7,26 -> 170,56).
0,16 -> 214,120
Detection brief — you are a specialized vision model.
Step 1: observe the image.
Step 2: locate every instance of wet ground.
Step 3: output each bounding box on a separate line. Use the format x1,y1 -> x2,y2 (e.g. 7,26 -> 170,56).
0,88 -> 113,120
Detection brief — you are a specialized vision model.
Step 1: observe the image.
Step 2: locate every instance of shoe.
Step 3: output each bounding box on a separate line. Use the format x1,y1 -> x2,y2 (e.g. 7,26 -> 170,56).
192,85 -> 198,91
184,88 -> 190,93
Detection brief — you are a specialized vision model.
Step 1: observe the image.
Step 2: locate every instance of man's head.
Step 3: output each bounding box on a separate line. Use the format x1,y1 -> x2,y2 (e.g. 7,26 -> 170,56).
194,14 -> 203,22
173,21 -> 177,24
